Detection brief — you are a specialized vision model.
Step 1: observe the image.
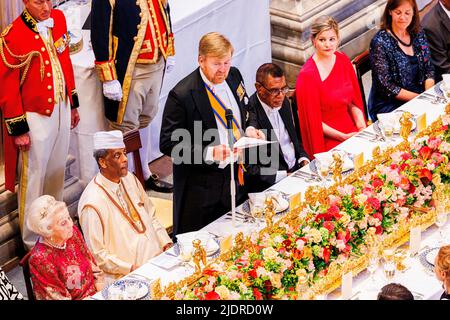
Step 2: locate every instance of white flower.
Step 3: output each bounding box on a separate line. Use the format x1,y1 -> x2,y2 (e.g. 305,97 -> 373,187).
296,239 -> 305,251
215,285 -> 230,300
239,283 -> 249,294
269,273 -> 282,289
262,246 -> 279,260
256,266 -> 269,278
426,162 -> 436,171
307,260 -> 315,272
273,235 -> 284,245
368,215 -> 381,227
336,239 -> 346,251
348,221 -> 356,232
306,228 -> 322,244
339,213 -> 351,226
355,194 -> 368,206
229,291 -> 241,300
337,185 -> 355,196
390,151 -> 403,163
439,141 -> 450,153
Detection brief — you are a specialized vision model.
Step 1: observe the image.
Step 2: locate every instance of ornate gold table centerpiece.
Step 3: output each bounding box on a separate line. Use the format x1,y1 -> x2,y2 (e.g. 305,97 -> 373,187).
155,110 -> 450,300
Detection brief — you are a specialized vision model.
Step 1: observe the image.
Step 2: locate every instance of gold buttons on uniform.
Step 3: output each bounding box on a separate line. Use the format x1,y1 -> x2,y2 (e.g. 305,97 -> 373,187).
47,85 -> 52,91
139,12 -> 143,17
137,25 -> 141,30
136,1 -> 139,5
48,98 -> 53,103
35,35 -> 39,40
47,72 -> 51,78
41,47 -> 46,52
45,109 -> 51,114
133,36 -> 138,41
45,60 -> 50,65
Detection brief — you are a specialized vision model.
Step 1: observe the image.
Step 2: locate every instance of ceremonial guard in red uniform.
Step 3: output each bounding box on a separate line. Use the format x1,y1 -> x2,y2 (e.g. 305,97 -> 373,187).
0,0 -> 80,249
91,0 -> 175,192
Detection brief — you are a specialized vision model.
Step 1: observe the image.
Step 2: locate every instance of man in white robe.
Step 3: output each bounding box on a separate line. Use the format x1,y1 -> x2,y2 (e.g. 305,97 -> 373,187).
78,130 -> 172,283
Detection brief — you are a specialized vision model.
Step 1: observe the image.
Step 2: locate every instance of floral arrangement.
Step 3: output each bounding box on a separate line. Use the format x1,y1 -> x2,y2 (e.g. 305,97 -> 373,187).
172,114 -> 450,300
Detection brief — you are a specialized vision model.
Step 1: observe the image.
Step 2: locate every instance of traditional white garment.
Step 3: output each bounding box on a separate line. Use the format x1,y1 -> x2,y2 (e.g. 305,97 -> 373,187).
78,172 -> 171,283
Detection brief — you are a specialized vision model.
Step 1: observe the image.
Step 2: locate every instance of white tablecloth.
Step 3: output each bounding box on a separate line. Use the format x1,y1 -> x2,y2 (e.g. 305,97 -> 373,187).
64,0 -> 272,186
92,84 -> 449,300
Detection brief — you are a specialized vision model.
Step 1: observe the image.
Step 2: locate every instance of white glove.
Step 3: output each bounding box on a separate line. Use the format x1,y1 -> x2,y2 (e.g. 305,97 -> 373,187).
103,80 -> 123,101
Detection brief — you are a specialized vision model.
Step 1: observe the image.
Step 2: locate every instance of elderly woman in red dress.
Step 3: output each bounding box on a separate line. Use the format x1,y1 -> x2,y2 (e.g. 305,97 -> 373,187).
27,195 -> 104,300
295,16 -> 367,157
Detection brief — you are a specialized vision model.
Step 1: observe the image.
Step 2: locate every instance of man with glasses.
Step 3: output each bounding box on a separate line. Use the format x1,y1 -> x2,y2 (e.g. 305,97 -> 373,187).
246,63 -> 309,192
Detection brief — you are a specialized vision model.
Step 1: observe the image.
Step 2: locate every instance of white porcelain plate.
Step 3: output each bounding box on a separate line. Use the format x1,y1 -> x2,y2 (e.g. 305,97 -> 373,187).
102,279 -> 150,300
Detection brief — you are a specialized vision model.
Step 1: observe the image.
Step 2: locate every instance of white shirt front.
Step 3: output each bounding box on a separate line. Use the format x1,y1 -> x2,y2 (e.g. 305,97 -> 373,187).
440,1 -> 450,20
200,68 -> 242,168
257,95 -> 309,182
258,95 -> 296,170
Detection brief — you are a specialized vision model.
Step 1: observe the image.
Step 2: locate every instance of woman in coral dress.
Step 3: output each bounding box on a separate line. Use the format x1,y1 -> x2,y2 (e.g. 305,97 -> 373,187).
295,16 -> 366,158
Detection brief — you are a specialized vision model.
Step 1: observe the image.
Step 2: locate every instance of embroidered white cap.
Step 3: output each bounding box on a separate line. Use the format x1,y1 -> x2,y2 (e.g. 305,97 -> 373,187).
93,130 -> 125,150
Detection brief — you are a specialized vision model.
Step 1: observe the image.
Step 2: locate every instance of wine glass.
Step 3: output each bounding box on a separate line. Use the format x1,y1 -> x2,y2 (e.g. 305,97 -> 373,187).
316,159 -> 331,187
366,250 -> 380,291
435,210 -> 448,245
178,241 -> 193,273
250,204 -> 264,230
382,248 -> 396,283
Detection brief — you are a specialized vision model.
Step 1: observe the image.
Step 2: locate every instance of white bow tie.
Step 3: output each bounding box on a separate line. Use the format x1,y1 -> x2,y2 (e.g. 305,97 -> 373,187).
36,18 -> 54,33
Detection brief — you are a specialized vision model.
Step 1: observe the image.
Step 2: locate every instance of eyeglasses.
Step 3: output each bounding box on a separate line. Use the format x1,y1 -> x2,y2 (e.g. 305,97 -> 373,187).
257,82 -> 290,96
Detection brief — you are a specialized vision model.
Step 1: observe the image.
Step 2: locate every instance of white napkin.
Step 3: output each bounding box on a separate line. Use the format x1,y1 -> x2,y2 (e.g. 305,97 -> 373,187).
314,151 -> 353,171
176,231 -> 218,255
233,137 -> 275,149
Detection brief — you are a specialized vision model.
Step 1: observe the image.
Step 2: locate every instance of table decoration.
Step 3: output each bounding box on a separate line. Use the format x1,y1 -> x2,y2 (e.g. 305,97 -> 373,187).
153,108 -> 450,300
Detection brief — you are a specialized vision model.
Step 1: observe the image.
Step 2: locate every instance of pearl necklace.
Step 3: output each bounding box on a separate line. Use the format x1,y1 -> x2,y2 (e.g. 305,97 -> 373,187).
43,238 -> 67,250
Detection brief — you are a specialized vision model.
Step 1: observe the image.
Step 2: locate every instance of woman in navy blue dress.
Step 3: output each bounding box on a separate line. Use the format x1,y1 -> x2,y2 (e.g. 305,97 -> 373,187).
368,0 -> 435,121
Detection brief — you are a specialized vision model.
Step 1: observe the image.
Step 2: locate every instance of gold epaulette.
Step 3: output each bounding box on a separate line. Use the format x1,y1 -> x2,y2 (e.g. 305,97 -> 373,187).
1,24 -> 12,38
0,26 -> 44,85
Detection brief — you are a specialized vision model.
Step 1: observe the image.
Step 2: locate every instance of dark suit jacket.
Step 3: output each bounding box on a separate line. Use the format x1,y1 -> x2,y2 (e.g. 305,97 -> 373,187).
422,2 -> 450,82
246,93 -> 309,192
160,67 -> 256,236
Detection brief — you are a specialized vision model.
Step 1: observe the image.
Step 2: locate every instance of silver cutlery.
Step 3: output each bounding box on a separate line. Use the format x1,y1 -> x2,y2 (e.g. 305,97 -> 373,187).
293,170 -> 321,182
355,131 -> 379,142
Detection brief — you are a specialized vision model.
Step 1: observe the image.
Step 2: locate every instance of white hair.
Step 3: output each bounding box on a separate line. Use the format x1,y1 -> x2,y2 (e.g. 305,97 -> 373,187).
27,195 -> 67,238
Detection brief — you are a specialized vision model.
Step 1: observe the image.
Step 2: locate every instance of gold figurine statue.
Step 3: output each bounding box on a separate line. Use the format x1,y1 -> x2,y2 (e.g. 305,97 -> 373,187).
151,278 -> 163,300
399,112 -> 413,143
331,152 -> 343,185
372,146 -> 381,162
192,239 -> 207,274
234,232 -> 245,254
264,195 -> 276,230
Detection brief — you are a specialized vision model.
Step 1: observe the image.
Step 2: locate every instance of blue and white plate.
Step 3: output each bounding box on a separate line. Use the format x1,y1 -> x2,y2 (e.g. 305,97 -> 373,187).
419,247 -> 439,273
101,278 -> 150,300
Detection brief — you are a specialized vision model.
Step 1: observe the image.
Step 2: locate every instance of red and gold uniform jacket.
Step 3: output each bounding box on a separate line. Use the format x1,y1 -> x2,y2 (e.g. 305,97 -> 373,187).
0,9 -> 79,192
91,0 -> 174,124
